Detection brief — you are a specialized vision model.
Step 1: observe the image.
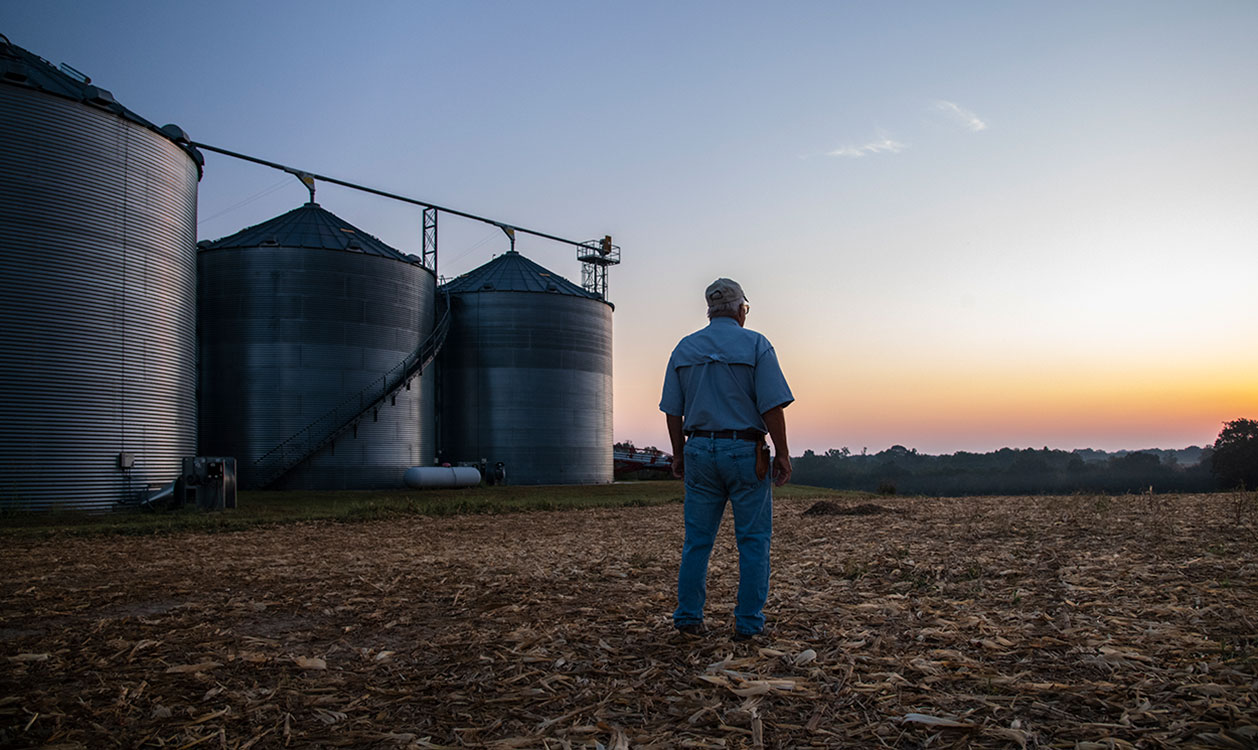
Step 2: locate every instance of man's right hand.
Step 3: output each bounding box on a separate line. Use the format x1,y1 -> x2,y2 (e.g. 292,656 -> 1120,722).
761,405 -> 791,486
671,455 -> 685,480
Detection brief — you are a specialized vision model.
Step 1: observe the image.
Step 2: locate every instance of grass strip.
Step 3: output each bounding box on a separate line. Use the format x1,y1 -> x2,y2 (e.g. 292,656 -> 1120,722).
0,483 -> 859,539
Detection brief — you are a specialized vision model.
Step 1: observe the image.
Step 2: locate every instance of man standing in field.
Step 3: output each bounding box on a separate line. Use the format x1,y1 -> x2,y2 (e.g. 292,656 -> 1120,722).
660,278 -> 793,641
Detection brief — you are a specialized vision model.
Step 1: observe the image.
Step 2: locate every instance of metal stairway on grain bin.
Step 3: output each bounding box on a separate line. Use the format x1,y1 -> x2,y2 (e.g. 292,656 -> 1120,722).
250,293 -> 451,489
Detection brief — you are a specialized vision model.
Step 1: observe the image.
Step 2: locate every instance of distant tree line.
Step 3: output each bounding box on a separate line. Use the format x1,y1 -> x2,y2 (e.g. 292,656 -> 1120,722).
792,444 -> 1216,496
619,418 -> 1258,494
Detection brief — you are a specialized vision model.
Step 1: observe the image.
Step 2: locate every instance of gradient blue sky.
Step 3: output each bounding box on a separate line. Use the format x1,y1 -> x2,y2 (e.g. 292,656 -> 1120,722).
8,1 -> 1256,454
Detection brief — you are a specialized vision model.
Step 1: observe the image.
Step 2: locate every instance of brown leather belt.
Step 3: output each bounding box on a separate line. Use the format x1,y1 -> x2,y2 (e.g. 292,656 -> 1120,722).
686,429 -> 763,442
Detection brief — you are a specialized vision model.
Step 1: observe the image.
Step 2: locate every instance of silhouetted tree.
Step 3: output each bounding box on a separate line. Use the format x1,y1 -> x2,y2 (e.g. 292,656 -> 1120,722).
1211,418 -> 1258,490
1010,450 -> 1049,475
1111,452 -> 1162,472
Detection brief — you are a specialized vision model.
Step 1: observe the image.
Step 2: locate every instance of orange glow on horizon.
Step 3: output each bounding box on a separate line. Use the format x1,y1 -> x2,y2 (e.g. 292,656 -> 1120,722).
616,350 -> 1257,454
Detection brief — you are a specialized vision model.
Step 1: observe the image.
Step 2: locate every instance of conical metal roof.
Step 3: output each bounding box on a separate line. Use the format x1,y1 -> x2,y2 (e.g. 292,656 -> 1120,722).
201,203 -> 416,262
440,251 -> 598,299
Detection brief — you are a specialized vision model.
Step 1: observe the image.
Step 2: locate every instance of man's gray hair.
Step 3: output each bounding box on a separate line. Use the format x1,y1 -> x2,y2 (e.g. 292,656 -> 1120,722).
707,298 -> 744,319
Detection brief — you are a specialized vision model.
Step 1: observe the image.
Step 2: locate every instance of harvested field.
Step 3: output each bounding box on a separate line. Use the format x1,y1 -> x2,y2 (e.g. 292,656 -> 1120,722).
2,491 -> 1256,749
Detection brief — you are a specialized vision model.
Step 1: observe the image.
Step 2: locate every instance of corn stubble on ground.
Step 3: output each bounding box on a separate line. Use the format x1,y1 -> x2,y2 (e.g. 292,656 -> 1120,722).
1,493 -> 1256,748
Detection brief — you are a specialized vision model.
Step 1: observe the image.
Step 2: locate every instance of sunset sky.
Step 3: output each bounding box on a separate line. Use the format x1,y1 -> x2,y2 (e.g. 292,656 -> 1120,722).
9,1 -> 1256,455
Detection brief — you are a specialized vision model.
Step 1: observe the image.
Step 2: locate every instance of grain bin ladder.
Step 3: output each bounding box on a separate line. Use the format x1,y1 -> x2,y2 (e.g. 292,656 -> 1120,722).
250,293 -> 452,489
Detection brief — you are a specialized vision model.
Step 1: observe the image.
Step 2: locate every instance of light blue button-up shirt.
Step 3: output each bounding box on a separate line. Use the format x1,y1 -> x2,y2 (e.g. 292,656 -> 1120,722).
659,317 -> 793,433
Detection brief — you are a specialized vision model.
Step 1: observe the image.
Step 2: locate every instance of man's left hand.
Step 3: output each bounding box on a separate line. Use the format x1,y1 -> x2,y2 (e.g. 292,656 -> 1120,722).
772,454 -> 792,487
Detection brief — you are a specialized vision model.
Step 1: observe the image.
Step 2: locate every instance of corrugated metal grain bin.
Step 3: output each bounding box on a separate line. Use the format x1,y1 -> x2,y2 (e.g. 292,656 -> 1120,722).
438,251 -> 612,484
0,39 -> 202,511
198,203 -> 436,490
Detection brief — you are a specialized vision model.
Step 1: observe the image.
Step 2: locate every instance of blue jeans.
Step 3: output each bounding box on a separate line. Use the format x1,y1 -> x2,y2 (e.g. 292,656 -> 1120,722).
673,436 -> 772,634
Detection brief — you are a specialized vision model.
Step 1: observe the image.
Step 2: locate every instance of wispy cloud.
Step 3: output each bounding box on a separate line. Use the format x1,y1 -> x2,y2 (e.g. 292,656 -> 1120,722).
826,132 -> 908,159
932,100 -> 987,132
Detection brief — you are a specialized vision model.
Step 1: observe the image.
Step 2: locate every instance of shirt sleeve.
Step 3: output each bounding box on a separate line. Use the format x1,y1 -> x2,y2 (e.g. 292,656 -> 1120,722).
753,344 -> 794,414
659,351 -> 685,415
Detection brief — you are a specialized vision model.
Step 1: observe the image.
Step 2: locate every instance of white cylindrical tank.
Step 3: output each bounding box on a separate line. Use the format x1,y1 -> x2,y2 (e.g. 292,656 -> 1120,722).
403,466 -> 482,489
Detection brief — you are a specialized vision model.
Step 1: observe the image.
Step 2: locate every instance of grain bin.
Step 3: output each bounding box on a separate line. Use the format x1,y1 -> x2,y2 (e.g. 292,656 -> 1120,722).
438,251 -> 612,484
0,38 -> 202,511
198,203 -> 437,490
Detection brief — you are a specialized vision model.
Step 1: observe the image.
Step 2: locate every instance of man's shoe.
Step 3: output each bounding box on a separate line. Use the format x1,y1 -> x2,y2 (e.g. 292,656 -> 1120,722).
676,623 -> 705,636
732,629 -> 762,642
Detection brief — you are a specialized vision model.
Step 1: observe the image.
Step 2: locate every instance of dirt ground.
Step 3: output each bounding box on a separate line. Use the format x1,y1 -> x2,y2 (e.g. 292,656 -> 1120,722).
1,492 -> 1255,749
